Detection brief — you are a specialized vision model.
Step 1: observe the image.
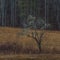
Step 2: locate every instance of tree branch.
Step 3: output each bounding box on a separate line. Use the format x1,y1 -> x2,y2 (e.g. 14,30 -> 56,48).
27,33 -> 39,44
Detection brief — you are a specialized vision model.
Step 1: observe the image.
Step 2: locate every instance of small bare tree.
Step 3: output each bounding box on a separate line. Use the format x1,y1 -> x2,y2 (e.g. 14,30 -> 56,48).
27,30 -> 45,53
22,15 -> 51,53
25,15 -> 46,53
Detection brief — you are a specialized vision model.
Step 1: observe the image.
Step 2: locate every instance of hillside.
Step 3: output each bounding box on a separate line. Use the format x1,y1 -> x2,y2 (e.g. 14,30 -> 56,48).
0,27 -> 60,54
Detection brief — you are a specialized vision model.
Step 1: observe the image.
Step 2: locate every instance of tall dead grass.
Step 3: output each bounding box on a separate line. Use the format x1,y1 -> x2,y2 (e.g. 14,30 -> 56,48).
0,27 -> 60,54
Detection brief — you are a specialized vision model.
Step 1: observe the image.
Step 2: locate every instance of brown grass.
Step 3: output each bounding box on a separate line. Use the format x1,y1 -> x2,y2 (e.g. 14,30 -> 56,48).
0,27 -> 60,54
0,54 -> 60,60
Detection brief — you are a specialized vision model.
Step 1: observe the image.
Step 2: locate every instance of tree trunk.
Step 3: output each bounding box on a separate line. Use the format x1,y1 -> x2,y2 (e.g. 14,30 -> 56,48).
39,45 -> 41,53
37,42 -> 41,53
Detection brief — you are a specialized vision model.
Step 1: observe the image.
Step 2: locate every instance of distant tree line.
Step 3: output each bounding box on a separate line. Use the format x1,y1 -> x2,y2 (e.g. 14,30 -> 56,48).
0,0 -> 60,30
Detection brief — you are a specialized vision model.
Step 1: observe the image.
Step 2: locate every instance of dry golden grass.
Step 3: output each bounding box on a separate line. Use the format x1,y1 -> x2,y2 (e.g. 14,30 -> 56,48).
0,27 -> 60,53
0,54 -> 60,60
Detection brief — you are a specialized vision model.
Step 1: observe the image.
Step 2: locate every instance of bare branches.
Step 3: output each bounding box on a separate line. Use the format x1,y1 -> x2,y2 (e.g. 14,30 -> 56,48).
27,29 -> 45,53
27,32 -> 39,44
39,31 -> 45,41
20,15 -> 46,53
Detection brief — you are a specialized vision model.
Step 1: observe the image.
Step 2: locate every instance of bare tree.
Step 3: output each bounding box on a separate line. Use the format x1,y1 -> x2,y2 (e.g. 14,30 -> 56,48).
21,15 -> 51,53
27,30 -> 45,53
26,15 -> 46,53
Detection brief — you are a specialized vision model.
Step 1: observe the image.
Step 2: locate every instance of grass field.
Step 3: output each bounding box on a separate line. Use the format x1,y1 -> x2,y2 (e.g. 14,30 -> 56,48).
0,27 -> 60,59
0,27 -> 60,53
0,54 -> 60,60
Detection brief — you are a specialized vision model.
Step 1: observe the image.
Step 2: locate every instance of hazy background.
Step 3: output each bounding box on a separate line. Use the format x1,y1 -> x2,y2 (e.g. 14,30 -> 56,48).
0,0 -> 60,30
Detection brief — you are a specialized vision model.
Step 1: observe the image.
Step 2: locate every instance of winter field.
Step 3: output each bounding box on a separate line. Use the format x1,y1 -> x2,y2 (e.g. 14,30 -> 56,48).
0,27 -> 60,60
0,54 -> 60,60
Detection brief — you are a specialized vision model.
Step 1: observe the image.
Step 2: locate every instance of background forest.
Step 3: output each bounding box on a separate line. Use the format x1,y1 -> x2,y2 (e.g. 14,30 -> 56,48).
0,0 -> 60,30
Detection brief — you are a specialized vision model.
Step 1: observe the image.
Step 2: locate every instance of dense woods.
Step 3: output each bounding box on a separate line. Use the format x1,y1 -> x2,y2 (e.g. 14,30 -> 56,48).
0,0 -> 60,30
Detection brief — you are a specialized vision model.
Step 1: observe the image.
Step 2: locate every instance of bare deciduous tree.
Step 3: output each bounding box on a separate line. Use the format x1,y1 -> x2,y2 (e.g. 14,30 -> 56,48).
27,29 -> 45,53
21,15 -> 50,53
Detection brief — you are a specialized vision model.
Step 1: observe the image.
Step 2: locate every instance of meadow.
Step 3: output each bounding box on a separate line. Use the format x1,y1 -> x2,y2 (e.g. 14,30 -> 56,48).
0,27 -> 60,53
0,54 -> 60,60
0,27 -> 60,59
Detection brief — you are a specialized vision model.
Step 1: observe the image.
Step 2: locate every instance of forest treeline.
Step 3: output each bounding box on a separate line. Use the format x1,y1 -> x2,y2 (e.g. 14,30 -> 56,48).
0,0 -> 60,30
